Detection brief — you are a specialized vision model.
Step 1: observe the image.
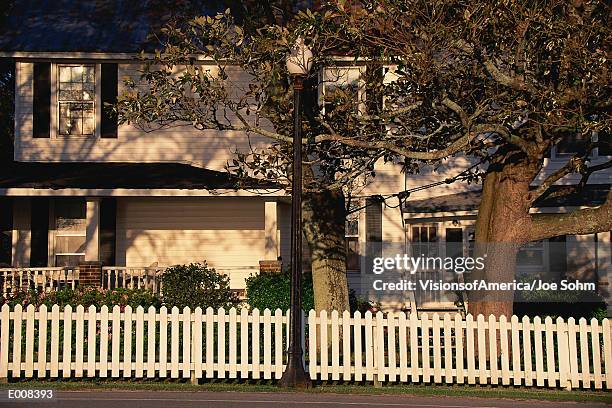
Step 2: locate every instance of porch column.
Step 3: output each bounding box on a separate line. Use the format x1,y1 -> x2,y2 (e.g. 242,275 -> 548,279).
260,200 -> 281,273
11,197 -> 31,267
85,198 -> 100,262
264,201 -> 279,259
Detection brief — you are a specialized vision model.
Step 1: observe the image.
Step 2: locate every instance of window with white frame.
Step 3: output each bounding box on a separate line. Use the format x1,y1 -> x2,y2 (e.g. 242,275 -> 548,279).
57,65 -> 96,136
411,224 -> 439,258
320,66 -> 365,115
54,198 -> 86,266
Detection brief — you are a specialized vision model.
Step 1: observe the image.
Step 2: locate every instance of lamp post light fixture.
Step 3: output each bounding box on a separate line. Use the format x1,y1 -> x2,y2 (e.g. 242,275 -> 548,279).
278,37 -> 313,389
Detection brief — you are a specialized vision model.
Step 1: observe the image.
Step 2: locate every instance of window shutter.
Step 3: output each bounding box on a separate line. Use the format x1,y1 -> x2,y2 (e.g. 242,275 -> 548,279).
99,198 -> 117,266
365,198 -> 383,243
30,198 -> 49,267
101,63 -> 118,138
33,63 -> 51,138
365,198 -> 383,274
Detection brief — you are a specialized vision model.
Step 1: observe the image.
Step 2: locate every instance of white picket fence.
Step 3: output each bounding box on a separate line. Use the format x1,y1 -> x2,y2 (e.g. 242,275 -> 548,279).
0,304 -> 610,389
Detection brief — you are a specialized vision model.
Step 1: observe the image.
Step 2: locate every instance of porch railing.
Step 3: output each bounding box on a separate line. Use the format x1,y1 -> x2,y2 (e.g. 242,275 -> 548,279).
101,267 -> 164,293
0,267 -> 79,296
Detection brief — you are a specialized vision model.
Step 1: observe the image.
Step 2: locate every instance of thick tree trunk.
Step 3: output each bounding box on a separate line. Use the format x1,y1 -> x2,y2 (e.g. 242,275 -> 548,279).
303,189 -> 350,312
468,157 -> 535,319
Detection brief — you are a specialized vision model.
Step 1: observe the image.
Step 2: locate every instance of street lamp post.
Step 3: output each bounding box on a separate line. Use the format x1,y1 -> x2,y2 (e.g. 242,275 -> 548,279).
279,38 -> 313,389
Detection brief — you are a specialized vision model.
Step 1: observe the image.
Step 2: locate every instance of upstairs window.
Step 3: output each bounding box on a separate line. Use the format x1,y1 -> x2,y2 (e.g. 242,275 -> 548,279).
58,65 -> 95,136
320,66 -> 365,115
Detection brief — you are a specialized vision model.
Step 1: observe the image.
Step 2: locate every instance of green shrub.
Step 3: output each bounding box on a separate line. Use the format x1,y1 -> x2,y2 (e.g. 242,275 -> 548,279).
245,270 -> 314,312
1,287 -> 162,310
161,262 -> 239,310
514,276 -> 607,321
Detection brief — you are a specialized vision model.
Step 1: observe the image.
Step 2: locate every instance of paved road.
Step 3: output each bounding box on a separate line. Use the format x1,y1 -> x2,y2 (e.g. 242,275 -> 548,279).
0,390 -> 608,408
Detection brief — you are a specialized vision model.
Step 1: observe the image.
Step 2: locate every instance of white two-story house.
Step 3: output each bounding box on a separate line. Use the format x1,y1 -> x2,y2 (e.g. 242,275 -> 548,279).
0,1 -> 609,312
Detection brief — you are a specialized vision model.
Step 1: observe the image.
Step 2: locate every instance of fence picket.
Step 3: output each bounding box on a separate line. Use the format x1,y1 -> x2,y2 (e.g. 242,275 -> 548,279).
522,316 -> 532,387
263,309 -> 272,380
147,306 -> 156,378
0,305 -> 9,378
511,315 -> 521,386
342,310 -> 351,381
217,308 -> 226,378
37,305 -> 48,378
87,305 -> 97,377
50,305 -> 59,377
229,308 -> 238,378
121,306 -> 132,377
11,304 -> 22,378
465,314 -> 475,385
567,317 -> 579,389
476,315 -> 486,384
206,307 -> 214,378
308,310 -> 317,379
364,311 -> 373,381
112,306 -> 121,378
556,317 -> 570,390
443,314 -> 452,384
182,307 -> 191,379
331,310 -> 340,381
353,311 -> 362,382
454,314 -> 464,384
135,306 -> 144,378
25,305 -> 35,377
193,307 -> 203,379
320,310 -> 329,380
398,312 -> 408,382
159,306 -> 168,378
590,318 -> 602,389
410,313 -> 419,382
251,308 -> 260,378
99,305 -> 109,378
421,313 -> 431,384
240,308 -> 248,378
170,307 -> 180,378
578,318 -> 590,388
499,315 -> 510,385
375,311 -> 385,383
74,305 -> 84,378
488,315 -> 498,385
534,316 -> 545,386
544,317 -> 555,387
603,319 -> 612,389
432,314 -> 442,383
62,305 -> 72,378
273,309 -> 283,379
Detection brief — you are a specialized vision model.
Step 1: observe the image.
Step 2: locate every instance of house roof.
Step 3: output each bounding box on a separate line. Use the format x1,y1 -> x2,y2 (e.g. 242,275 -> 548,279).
0,162 -> 277,191
403,184 -> 610,213
0,0 -> 219,53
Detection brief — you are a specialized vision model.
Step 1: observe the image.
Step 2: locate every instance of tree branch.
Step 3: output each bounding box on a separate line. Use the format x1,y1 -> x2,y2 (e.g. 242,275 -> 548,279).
527,156 -> 586,205
528,190 -> 612,241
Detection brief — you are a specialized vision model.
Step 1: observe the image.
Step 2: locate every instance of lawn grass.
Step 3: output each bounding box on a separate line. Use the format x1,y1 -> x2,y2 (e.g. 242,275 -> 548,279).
0,379 -> 610,404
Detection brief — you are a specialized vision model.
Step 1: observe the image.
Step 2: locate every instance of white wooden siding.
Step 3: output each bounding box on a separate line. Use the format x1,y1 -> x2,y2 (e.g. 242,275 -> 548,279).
14,62 -> 271,171
115,197 -> 268,288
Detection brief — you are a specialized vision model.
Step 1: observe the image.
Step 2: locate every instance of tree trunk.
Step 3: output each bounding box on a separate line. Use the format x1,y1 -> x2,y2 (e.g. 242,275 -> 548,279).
468,157 -> 535,319
303,189 -> 350,312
